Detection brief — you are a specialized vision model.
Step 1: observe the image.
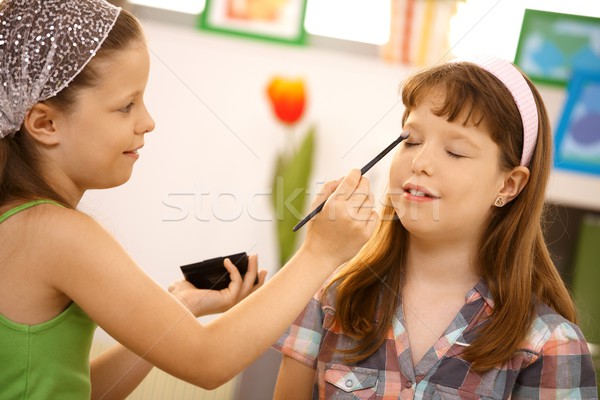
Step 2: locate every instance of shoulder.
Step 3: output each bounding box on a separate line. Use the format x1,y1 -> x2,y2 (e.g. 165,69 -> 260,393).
515,304 -> 598,394
523,303 -> 589,357
318,275 -> 344,317
25,204 -> 112,243
0,202 -> 128,295
1,201 -> 108,243
285,279 -> 340,333
15,203 -> 124,269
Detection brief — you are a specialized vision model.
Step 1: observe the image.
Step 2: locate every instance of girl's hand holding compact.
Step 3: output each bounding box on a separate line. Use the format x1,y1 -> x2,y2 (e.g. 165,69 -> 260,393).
168,254 -> 266,317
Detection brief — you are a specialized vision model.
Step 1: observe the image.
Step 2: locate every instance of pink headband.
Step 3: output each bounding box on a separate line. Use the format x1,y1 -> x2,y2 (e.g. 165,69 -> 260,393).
453,56 -> 539,167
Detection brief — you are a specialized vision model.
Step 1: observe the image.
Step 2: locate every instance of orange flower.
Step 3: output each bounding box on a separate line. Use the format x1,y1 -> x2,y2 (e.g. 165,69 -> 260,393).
266,77 -> 306,125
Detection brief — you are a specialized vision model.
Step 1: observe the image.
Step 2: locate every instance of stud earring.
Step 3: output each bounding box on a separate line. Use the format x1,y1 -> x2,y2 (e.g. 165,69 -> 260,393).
494,197 -> 505,207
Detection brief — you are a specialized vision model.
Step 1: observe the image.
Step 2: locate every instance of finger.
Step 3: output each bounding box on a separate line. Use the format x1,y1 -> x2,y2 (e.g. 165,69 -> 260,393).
239,254 -> 259,296
223,258 -> 243,294
351,194 -> 375,224
362,192 -> 375,209
366,210 -> 379,233
350,189 -> 371,210
312,178 -> 342,208
331,169 -> 362,201
357,182 -> 375,214
257,270 -> 268,286
249,269 -> 268,296
344,176 -> 373,220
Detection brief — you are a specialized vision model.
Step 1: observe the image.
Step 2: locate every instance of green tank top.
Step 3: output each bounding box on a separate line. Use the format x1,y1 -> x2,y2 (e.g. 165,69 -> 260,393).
0,200 -> 97,400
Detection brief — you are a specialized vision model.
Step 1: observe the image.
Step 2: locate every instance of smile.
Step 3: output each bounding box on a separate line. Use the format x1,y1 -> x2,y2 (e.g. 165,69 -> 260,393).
409,189 -> 429,197
402,184 -> 440,201
123,149 -> 140,159
404,189 -> 438,202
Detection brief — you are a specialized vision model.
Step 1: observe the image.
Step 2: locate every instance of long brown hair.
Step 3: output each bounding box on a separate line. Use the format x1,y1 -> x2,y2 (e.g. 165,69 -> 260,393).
326,62 -> 577,372
0,9 -> 144,208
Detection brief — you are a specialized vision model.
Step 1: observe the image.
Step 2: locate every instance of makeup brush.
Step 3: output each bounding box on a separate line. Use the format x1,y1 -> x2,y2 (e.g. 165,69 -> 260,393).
292,130 -> 410,232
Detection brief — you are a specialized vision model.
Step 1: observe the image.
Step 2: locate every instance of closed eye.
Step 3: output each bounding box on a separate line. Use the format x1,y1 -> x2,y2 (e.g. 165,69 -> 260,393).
403,142 -> 420,148
119,102 -> 135,113
446,151 -> 465,159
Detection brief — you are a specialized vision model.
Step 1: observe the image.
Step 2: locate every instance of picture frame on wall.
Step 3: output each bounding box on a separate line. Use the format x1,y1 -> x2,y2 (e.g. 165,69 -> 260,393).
514,9 -> 600,86
554,70 -> 600,176
198,0 -> 308,45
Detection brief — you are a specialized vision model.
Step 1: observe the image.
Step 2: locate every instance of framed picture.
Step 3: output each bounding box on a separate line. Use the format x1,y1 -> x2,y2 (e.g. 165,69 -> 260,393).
198,0 -> 308,45
514,9 -> 600,86
554,70 -> 600,176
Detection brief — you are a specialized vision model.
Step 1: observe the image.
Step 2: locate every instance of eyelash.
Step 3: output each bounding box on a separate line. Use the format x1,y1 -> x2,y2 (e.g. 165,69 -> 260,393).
120,102 -> 135,113
446,151 -> 463,159
403,142 -> 464,159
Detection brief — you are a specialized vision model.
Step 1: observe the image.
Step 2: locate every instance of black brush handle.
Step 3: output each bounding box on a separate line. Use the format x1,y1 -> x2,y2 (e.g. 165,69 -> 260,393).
292,132 -> 409,232
292,202 -> 326,232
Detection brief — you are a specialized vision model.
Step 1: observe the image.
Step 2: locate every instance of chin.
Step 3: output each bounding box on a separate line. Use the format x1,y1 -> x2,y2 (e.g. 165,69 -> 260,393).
116,173 -> 134,187
398,212 -> 443,232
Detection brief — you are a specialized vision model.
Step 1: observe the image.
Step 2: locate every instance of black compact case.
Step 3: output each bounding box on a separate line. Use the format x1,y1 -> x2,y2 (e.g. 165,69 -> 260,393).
180,252 -> 254,290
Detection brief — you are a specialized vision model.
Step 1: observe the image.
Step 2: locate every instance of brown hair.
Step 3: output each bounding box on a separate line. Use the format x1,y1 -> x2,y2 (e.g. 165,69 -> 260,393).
326,62 -> 577,372
0,10 -> 144,207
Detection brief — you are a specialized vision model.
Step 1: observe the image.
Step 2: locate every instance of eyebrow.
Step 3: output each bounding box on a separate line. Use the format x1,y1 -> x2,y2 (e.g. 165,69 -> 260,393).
108,90 -> 142,105
402,121 -> 420,134
404,122 -> 481,149
125,90 -> 143,98
445,129 -> 481,149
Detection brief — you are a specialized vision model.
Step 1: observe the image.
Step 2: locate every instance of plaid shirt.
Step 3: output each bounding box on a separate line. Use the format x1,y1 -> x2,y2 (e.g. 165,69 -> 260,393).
274,280 -> 598,399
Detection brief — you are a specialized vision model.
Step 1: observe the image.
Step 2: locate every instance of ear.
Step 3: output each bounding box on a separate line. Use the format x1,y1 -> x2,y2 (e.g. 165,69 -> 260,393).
22,103 -> 60,146
497,166 -> 530,204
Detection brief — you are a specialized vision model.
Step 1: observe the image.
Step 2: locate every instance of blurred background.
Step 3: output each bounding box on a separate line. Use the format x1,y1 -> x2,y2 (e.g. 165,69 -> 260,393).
88,0 -> 600,398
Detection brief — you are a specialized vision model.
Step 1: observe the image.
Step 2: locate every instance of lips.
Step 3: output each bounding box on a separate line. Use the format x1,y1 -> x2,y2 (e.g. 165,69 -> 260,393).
402,184 -> 440,199
408,189 -> 429,197
124,145 -> 143,155
123,146 -> 142,160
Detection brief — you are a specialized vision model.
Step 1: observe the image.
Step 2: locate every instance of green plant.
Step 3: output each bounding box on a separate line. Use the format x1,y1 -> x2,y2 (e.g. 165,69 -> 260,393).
266,76 -> 315,267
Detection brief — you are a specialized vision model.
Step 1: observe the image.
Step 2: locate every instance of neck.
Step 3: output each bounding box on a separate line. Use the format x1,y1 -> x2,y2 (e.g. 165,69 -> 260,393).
43,167 -> 84,208
404,234 -> 480,290
59,189 -> 83,208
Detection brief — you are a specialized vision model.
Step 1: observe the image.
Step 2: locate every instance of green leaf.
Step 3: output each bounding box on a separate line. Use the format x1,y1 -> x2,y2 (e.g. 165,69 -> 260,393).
271,126 -> 316,267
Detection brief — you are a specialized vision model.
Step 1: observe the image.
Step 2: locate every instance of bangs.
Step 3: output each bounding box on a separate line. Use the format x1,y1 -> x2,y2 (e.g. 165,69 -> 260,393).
400,62 -> 523,166
401,64 -> 492,127
403,79 -> 485,128
401,62 -> 521,129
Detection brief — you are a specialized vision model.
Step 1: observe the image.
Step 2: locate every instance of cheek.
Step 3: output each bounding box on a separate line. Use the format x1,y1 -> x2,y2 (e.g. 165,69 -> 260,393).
388,167 -> 407,216
388,153 -> 406,189
451,178 -> 496,219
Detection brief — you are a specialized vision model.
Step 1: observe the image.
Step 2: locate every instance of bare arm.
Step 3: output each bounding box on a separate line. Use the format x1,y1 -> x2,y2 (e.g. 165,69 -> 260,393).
44,169 -> 375,389
274,355 -> 316,400
89,259 -> 265,399
90,345 -> 153,400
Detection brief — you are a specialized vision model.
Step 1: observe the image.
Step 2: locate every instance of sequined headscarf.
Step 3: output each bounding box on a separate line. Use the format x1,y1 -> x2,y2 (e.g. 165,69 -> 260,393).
0,0 -> 121,138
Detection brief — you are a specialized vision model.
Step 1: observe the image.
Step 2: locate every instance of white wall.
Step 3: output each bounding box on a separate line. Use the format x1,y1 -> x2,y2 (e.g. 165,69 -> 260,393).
82,19 -> 600,299
82,19 -> 410,292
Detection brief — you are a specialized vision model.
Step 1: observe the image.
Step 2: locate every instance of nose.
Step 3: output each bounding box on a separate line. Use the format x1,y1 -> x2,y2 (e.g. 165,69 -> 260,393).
136,103 -> 155,135
411,144 -> 434,176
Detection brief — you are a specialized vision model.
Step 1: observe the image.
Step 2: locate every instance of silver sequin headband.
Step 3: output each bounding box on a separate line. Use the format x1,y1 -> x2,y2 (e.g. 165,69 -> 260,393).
0,0 -> 121,138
